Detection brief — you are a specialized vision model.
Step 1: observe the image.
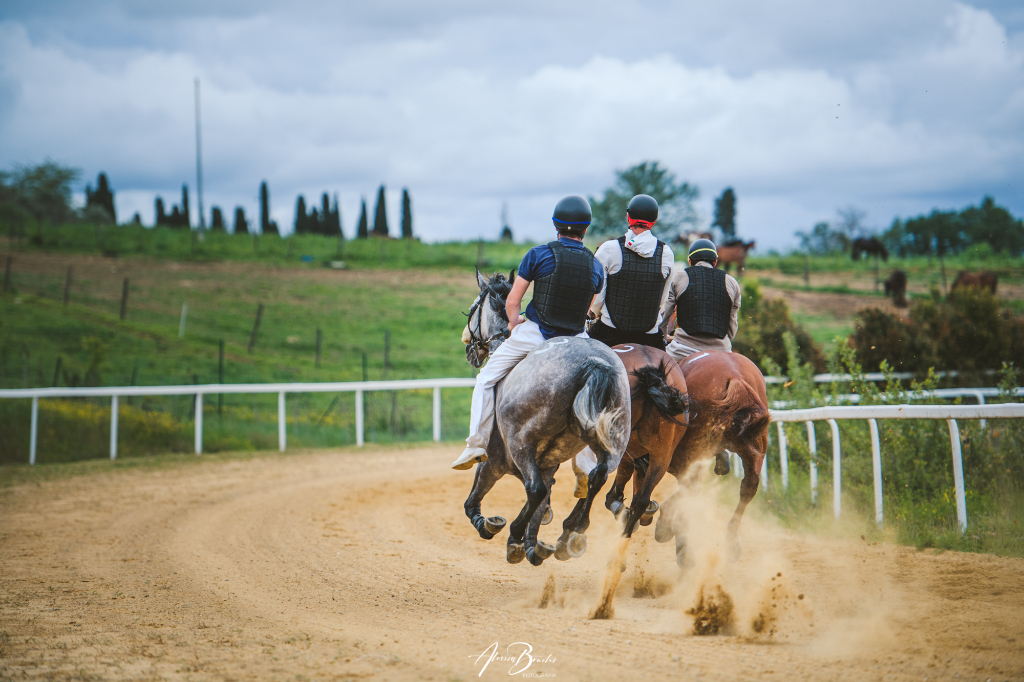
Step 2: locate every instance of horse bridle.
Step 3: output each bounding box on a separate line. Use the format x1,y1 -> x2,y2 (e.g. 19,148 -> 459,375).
466,290 -> 509,357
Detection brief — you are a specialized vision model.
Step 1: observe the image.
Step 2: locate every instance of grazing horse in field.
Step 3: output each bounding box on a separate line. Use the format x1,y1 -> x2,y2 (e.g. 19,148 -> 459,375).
656,350 -> 771,566
461,272 -> 631,566
952,270 -> 998,294
717,240 -> 755,274
851,237 -> 888,262
884,270 -> 908,307
596,344 -> 690,539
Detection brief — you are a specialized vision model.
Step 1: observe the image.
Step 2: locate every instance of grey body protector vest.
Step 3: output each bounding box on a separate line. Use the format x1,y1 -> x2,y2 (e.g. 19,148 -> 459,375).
531,241 -> 596,334
676,266 -> 731,339
605,236 -> 667,333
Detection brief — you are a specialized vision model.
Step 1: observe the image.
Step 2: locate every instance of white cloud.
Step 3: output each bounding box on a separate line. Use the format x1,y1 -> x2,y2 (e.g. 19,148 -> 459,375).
0,1 -> 1021,248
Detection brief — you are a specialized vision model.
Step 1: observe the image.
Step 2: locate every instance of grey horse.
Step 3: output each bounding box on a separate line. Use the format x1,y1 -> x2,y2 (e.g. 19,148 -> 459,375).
462,271 -> 631,566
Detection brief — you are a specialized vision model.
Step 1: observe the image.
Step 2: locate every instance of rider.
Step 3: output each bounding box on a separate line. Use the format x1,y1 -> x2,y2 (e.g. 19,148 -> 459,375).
660,238 -> 742,360
588,194 -> 675,350
452,195 -> 605,470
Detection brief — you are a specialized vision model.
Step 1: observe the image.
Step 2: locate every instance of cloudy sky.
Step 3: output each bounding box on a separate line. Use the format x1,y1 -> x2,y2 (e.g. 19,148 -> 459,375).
1,1 -> 1022,248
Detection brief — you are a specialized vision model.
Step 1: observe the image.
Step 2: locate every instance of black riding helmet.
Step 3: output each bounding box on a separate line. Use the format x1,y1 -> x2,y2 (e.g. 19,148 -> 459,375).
626,194 -> 659,223
552,195 -> 592,236
688,238 -> 718,265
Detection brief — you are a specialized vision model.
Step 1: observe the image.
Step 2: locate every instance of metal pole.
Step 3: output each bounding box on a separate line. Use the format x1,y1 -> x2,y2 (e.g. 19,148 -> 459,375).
947,418 -> 967,534
806,421 -> 817,504
777,421 -> 789,490
760,440 -> 768,492
432,385 -> 441,442
869,418 -> 882,528
355,389 -> 364,446
110,395 -> 118,460
973,390 -> 986,430
828,419 -> 841,519
194,77 -> 205,229
278,391 -> 286,452
29,396 -> 38,465
179,302 -> 188,338
194,393 -> 203,455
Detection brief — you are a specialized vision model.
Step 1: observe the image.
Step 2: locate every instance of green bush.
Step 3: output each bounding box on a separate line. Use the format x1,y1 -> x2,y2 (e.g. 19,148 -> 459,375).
732,279 -> 826,373
852,288 -> 1024,372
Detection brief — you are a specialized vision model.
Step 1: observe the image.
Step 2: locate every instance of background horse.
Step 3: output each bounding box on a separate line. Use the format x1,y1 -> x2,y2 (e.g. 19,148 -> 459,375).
884,269 -> 908,307
656,350 -> 771,566
461,271 -> 632,567
952,270 -> 998,294
851,237 -> 889,261
717,240 -> 755,274
599,344 -> 689,541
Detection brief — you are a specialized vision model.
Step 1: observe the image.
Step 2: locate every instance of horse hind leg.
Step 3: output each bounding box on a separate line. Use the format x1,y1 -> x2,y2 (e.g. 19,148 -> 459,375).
464,458 -> 506,540
726,442 -> 764,563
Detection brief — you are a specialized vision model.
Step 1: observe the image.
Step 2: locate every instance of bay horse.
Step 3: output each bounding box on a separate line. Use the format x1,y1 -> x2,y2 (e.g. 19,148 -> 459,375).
716,240 -> 755,274
656,350 -> 771,565
952,270 -> 997,294
598,344 -> 690,540
884,269 -> 908,307
461,271 -> 632,566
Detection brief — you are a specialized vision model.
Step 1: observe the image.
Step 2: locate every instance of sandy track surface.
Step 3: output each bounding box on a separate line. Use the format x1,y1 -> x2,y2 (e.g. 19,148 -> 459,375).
2,445 -> 1023,681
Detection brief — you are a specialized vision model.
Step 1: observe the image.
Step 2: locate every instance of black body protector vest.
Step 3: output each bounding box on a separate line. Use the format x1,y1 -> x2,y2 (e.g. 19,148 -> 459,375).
605,236 -> 667,332
676,265 -> 732,339
531,241 -> 596,334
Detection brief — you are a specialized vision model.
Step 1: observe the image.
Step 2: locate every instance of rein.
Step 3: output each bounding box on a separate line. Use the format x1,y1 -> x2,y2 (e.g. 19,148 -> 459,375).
466,291 -> 510,356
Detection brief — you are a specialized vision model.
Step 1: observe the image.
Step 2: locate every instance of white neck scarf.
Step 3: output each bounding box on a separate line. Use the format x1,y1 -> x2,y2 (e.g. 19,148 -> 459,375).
623,228 -> 658,258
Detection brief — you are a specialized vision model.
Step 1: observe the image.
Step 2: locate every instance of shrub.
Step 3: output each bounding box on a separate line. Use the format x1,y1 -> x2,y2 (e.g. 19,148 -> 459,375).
732,279 -> 826,373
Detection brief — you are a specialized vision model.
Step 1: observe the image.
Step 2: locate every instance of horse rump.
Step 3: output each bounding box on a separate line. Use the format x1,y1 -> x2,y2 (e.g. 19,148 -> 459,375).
632,365 -> 689,426
572,357 -> 627,454
708,377 -> 770,441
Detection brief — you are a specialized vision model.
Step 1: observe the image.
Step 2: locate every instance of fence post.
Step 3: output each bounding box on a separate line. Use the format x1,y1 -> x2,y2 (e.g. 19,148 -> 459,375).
110,395 -> 119,460
760,439 -> 768,492
972,390 -> 986,430
195,393 -> 203,455
179,302 -> 188,338
29,396 -> 38,465
278,391 -> 286,452
355,389 -> 364,446
248,304 -> 264,354
869,418 -> 882,528
433,385 -> 441,442
806,421 -> 817,504
119,277 -> 130,320
777,421 -> 789,490
947,418 -> 967,534
63,266 -> 73,306
828,419 -> 841,519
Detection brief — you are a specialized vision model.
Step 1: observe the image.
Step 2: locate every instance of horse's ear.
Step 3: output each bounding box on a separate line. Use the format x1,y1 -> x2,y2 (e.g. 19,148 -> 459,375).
475,267 -> 488,290
508,269 -> 516,284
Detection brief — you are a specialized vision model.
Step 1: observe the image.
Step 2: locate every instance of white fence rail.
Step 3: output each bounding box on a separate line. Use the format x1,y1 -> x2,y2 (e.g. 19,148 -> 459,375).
767,402 -> 1024,534
0,378 -> 478,464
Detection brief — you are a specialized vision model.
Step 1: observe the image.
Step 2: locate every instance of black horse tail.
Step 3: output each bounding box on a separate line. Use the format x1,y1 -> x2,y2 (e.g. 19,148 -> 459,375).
572,357 -> 626,455
632,365 -> 689,426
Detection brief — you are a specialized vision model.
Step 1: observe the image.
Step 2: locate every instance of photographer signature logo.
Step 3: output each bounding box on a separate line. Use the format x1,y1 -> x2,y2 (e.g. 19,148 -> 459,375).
469,642 -> 557,677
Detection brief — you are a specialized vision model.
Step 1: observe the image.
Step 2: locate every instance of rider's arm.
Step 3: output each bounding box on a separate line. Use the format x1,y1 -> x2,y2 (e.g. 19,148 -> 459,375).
727,275 -> 742,340
506,276 -> 531,331
659,265 -> 686,336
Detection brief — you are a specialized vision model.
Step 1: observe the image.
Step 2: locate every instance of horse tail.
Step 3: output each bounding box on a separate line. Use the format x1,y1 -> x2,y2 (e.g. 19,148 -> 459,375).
708,377 -> 770,441
572,357 -> 626,454
632,365 -> 689,426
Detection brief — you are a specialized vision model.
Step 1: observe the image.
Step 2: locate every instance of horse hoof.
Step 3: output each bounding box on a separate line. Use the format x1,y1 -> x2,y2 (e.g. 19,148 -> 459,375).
567,532 -> 587,558
534,540 -> 556,560
675,537 -> 694,569
714,452 -> 731,476
639,500 -> 659,526
506,542 -> 526,564
541,507 -> 553,526
484,516 -> 507,535
554,541 -> 571,561
654,512 -> 675,543
526,548 -> 546,566
609,501 -> 624,519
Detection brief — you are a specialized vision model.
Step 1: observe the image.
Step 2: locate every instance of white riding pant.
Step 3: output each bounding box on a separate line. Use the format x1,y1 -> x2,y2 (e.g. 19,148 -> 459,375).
467,319 -> 588,449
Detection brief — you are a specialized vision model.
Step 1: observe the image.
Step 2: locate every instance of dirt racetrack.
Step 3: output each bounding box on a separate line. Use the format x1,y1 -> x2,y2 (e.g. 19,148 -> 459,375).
2,444 -> 1023,681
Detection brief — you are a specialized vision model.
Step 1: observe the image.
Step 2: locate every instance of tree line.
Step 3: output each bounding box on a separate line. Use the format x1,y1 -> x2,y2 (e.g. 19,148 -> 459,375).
0,161 -> 416,240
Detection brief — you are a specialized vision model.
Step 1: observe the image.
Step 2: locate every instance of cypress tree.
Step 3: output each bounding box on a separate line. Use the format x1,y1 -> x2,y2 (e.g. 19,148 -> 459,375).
85,172 -> 116,223
330,194 -> 342,238
181,184 -> 191,229
155,197 -> 167,226
320,193 -> 330,235
372,185 -> 389,237
295,195 -> 308,234
357,198 -> 368,239
713,187 -> 736,240
234,207 -> 249,234
259,181 -> 279,235
401,188 -> 413,239
211,206 -> 225,231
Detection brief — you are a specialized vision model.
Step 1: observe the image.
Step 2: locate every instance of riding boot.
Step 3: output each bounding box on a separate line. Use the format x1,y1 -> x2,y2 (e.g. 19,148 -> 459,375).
714,451 -> 731,476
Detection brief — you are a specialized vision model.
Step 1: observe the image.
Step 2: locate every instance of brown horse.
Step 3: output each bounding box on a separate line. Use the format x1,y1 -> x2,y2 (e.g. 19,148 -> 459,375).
952,270 -> 998,294
717,240 -> 755,274
656,350 -> 771,565
600,344 -> 690,538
